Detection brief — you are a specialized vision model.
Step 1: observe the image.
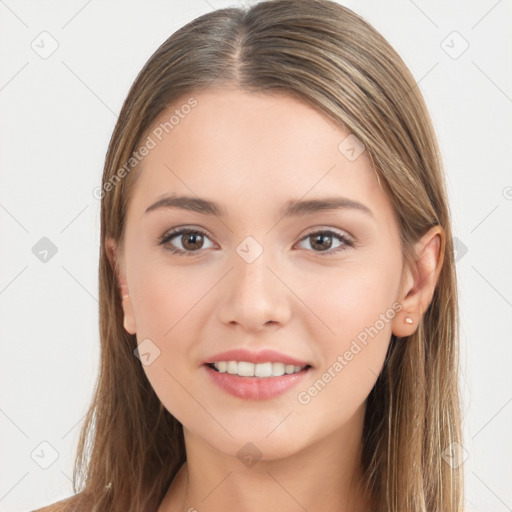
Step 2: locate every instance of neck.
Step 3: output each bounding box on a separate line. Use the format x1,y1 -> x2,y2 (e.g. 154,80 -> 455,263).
159,403 -> 375,512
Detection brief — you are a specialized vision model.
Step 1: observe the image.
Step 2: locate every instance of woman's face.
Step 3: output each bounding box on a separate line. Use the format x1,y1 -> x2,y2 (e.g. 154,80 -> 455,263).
109,88 -> 409,460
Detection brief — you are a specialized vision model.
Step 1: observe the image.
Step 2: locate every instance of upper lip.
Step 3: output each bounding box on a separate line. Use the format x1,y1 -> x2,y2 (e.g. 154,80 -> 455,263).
204,348 -> 311,367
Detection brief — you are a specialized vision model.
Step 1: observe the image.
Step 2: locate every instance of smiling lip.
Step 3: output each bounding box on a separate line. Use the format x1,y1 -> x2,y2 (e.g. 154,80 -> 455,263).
203,364 -> 310,400
203,348 -> 311,367
202,348 -> 312,400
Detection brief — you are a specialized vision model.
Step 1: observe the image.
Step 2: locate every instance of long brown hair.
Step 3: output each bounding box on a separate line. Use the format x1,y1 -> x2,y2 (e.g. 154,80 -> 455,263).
38,1 -> 464,510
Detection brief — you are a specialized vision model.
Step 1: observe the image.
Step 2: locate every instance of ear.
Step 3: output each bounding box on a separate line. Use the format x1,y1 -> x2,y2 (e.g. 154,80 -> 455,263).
105,237 -> 137,335
392,226 -> 445,338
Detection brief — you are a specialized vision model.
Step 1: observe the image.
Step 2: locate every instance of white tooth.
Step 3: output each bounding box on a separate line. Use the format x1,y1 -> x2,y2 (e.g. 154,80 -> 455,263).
271,362 -> 285,376
254,362 -> 273,377
215,360 -> 303,377
285,364 -> 295,374
237,361 -> 255,377
227,361 -> 238,374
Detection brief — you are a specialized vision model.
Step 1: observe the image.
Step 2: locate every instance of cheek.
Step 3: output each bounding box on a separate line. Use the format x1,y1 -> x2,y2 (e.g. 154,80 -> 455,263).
297,255 -> 401,402
129,255 -> 212,339
128,259 -> 215,420
328,267 -> 399,341
280,263 -> 402,448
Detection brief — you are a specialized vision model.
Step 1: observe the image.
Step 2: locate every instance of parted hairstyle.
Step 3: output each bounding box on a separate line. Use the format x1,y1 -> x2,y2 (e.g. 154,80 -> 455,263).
35,1 -> 464,511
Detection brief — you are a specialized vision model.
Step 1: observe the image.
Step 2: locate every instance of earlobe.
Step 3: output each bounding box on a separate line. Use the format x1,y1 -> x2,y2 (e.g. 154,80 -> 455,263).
392,226 -> 445,338
105,237 -> 137,335
121,294 -> 137,335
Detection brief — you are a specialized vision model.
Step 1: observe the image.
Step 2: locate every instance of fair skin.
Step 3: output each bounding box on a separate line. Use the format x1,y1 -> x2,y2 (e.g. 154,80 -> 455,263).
106,88 -> 443,512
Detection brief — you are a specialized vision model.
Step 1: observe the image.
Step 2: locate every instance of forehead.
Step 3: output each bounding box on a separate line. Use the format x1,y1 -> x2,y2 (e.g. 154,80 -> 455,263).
145,87 -> 346,166
128,88 -> 392,222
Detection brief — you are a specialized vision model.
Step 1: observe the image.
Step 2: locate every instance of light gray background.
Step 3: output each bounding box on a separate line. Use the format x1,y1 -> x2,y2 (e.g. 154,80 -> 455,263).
0,1 -> 510,511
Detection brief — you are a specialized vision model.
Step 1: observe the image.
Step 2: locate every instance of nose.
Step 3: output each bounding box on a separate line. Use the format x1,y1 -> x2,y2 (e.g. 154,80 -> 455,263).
217,248 -> 291,332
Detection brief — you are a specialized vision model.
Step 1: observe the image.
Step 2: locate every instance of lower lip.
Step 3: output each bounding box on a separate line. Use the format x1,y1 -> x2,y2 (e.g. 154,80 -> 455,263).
203,364 -> 310,400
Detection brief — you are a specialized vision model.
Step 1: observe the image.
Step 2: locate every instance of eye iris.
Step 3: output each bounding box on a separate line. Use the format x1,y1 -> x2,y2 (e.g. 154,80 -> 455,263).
182,232 -> 204,251
311,233 -> 332,251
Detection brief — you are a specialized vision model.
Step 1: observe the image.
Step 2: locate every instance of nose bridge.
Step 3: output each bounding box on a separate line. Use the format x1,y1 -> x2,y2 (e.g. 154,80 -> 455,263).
219,234 -> 290,328
233,235 -> 275,303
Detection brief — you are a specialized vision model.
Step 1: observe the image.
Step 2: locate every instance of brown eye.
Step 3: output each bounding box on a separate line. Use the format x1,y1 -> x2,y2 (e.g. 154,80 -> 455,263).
159,228 -> 215,256
310,233 -> 333,251
181,232 -> 204,251
297,230 -> 353,254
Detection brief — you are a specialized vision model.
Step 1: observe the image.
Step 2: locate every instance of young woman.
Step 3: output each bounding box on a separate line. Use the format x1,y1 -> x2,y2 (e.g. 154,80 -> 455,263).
34,0 -> 464,510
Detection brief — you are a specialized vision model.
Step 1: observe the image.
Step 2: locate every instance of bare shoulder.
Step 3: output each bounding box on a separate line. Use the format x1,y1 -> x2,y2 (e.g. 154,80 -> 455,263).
31,504 -> 61,512
31,494 -> 84,512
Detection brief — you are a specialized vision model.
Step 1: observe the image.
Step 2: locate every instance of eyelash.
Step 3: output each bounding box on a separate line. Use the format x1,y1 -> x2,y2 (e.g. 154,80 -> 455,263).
158,227 -> 355,257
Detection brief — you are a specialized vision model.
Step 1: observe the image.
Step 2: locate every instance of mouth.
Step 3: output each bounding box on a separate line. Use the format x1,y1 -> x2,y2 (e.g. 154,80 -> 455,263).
205,361 -> 312,378
203,361 -> 312,400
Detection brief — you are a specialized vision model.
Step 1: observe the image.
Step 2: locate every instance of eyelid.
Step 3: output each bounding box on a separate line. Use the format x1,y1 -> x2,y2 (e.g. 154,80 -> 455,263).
160,225 -> 354,242
299,226 -> 354,242
162,225 -> 212,238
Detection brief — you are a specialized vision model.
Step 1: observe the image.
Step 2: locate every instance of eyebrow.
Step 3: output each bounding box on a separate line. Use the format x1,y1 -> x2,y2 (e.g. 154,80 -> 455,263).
144,194 -> 374,219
